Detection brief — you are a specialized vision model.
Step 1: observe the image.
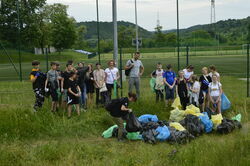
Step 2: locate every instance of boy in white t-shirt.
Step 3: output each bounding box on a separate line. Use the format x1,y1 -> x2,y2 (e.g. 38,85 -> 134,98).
183,65 -> 194,81
209,65 -> 220,82
208,74 -> 222,113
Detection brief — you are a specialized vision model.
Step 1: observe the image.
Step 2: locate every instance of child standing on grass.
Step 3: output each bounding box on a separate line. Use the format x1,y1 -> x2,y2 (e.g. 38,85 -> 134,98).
209,65 -> 220,82
67,71 -> 81,118
199,67 -> 212,112
151,62 -> 165,102
176,70 -> 189,110
85,64 -> 95,109
208,74 -> 222,114
30,60 -> 46,112
61,63 -> 73,110
163,64 -> 176,107
189,75 -> 200,107
45,62 -> 59,112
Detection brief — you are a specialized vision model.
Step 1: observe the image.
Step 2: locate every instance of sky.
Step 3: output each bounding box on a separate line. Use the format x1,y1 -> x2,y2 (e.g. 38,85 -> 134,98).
47,0 -> 250,31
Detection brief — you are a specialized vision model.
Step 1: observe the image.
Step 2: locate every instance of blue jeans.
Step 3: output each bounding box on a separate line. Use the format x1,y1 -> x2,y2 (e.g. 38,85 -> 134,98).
80,83 -> 87,107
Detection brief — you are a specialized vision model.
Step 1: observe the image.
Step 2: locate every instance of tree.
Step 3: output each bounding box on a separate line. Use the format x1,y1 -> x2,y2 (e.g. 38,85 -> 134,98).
165,33 -> 177,46
154,25 -> 166,47
118,25 -> 134,48
74,25 -> 88,49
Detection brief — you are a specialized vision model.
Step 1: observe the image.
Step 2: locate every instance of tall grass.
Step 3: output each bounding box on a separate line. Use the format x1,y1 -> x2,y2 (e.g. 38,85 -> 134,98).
0,76 -> 249,166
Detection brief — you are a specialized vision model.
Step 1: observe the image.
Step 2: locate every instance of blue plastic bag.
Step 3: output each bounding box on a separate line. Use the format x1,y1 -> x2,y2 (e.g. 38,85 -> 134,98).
155,125 -> 170,141
221,93 -> 231,112
199,112 -> 213,133
138,114 -> 158,123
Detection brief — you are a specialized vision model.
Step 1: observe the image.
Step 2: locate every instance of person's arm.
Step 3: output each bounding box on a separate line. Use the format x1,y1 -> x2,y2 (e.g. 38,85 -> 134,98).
30,73 -> 38,83
125,60 -> 133,70
216,84 -> 223,103
61,76 -> 64,92
68,87 -> 79,97
45,73 -> 49,88
164,77 -> 171,87
77,86 -> 81,95
208,87 -> 214,103
121,105 -> 132,112
104,70 -> 107,82
140,63 -> 144,76
116,70 -> 120,80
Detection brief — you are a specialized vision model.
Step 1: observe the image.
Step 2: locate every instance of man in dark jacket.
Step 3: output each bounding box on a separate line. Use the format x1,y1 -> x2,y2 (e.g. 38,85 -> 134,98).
105,93 -> 137,141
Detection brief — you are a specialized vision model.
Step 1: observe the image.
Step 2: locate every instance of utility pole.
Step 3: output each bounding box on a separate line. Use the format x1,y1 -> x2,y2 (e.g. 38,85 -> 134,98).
96,0 -> 101,64
176,0 -> 180,71
135,0 -> 139,52
112,0 -> 118,66
17,0 -> 22,81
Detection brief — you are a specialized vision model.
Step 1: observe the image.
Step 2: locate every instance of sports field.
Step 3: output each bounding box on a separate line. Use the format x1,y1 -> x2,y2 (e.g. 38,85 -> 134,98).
0,50 -> 249,166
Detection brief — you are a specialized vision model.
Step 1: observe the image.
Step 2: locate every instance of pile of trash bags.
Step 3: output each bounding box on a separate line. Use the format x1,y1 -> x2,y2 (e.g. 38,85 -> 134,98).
102,101 -> 242,144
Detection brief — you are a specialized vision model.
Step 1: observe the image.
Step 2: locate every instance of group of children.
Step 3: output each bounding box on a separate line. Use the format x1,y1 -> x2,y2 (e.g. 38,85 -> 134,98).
30,60 -> 115,118
152,64 -> 222,113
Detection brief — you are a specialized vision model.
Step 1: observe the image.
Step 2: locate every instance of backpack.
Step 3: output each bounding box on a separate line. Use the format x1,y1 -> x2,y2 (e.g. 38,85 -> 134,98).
125,59 -> 134,76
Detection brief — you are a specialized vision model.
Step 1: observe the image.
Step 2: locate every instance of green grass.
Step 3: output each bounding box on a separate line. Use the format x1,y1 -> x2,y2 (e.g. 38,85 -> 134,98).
0,48 -> 247,81
0,76 -> 249,166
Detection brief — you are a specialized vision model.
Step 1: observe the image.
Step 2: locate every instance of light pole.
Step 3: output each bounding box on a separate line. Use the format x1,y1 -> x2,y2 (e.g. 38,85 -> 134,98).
135,0 -> 139,52
176,0 -> 180,71
96,0 -> 101,64
112,0 -> 118,66
17,0 -> 22,81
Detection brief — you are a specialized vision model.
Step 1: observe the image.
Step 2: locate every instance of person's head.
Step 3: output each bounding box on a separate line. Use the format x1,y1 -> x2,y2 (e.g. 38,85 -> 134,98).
32,60 -> 40,69
128,92 -> 137,102
202,67 -> 208,75
186,65 -> 194,72
157,62 -> 162,70
134,52 -> 140,60
191,75 -> 198,83
88,64 -> 93,71
50,61 -> 57,70
108,60 -> 115,68
96,63 -> 102,70
66,63 -> 73,71
55,61 -> 60,70
166,64 -> 172,71
212,74 -> 218,83
209,65 -> 216,73
67,60 -> 74,66
178,70 -> 184,78
78,62 -> 84,68
69,71 -> 77,80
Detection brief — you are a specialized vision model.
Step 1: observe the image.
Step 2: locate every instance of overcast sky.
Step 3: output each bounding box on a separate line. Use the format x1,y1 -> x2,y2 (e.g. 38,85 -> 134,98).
47,0 -> 250,31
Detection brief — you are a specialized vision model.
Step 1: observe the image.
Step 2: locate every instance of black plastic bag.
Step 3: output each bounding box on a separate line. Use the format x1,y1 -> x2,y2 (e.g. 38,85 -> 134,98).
180,114 -> 205,137
125,112 -> 142,132
217,119 -> 242,134
205,107 -> 216,119
168,127 -> 195,144
112,127 -> 127,138
141,129 -> 158,144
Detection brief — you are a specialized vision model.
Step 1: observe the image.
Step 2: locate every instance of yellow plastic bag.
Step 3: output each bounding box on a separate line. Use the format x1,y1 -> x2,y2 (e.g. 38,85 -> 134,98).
211,113 -> 223,129
171,97 -> 182,109
170,122 -> 186,131
169,108 -> 185,122
185,104 -> 200,115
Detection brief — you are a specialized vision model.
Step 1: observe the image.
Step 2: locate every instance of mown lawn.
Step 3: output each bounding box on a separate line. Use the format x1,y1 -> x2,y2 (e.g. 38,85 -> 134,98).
0,76 -> 249,166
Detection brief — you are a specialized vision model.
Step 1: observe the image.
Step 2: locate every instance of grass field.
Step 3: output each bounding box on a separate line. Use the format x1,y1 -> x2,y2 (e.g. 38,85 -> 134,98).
0,50 -> 249,166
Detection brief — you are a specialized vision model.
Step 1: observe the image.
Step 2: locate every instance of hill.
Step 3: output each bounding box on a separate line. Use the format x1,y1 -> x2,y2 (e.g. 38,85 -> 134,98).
77,21 -> 153,40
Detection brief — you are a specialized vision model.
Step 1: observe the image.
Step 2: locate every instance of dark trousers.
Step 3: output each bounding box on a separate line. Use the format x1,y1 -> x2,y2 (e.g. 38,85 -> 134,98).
34,88 -> 45,109
96,88 -> 108,105
180,96 -> 188,110
155,89 -> 164,102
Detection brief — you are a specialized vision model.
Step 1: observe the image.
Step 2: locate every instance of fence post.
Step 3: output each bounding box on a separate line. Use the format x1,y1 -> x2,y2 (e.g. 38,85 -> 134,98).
46,48 -> 49,72
119,47 -> 123,97
186,45 -> 189,67
247,44 -> 249,97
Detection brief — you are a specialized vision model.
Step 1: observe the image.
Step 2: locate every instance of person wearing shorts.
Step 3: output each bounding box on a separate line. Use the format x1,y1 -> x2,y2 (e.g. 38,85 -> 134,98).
163,64 -> 176,107
45,62 -> 59,112
67,71 -> 81,118
199,67 -> 212,112
61,63 -> 73,110
208,74 -> 222,114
